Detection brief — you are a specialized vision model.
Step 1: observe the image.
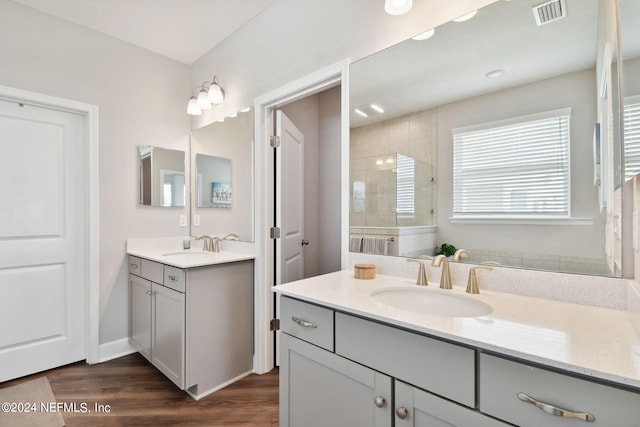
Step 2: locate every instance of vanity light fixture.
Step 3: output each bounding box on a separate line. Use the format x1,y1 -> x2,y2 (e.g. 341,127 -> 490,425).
240,107 -> 251,113
453,10 -> 478,22
412,28 -> 435,41
187,76 -> 225,115
384,0 -> 412,16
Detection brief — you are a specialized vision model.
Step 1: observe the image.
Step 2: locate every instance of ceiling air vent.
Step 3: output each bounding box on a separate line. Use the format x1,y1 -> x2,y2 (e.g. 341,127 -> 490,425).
532,0 -> 567,26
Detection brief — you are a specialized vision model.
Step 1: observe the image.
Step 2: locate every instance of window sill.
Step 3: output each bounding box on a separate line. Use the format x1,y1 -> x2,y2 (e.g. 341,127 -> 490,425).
449,216 -> 593,226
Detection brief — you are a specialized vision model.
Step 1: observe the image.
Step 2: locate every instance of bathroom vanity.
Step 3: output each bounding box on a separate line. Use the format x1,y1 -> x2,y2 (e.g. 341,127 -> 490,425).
275,271 -> 640,426
127,238 -> 255,400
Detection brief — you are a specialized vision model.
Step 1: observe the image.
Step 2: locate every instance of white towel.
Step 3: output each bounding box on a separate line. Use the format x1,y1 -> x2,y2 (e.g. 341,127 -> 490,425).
362,237 -> 388,255
350,237 -> 363,252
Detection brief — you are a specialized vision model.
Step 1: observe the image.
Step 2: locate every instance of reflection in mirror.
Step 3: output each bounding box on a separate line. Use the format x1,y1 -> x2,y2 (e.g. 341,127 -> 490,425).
349,0 -> 626,276
622,0 -> 640,180
138,146 -> 185,207
190,108 -> 254,241
195,154 -> 232,208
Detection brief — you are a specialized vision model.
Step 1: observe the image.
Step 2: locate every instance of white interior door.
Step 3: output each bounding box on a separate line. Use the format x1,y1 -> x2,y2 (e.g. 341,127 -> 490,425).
276,110 -> 305,285
0,99 -> 87,382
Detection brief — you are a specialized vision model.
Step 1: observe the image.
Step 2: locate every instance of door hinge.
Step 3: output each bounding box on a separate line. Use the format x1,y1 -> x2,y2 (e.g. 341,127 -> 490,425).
270,227 -> 281,239
270,318 -> 280,331
270,135 -> 280,148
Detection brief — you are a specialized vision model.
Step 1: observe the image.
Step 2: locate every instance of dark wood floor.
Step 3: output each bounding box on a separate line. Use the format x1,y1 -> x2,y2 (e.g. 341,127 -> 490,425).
0,353 -> 279,426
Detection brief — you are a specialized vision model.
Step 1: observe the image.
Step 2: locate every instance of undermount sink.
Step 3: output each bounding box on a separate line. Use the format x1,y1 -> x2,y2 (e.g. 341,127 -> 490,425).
371,287 -> 493,318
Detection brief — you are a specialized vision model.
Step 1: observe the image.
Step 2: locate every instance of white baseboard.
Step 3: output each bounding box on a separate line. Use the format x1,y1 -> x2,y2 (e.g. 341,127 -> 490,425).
185,371 -> 253,401
97,338 -> 136,363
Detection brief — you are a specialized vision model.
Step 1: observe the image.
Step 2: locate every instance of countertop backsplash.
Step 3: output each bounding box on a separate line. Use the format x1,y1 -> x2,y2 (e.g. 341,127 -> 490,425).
348,252 -> 630,311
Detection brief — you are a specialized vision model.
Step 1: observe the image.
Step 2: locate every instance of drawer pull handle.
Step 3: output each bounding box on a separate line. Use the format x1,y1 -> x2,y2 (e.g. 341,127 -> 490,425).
395,407 -> 408,419
517,393 -> 595,422
130,263 -> 138,269
168,275 -> 178,281
291,316 -> 317,328
374,396 -> 386,408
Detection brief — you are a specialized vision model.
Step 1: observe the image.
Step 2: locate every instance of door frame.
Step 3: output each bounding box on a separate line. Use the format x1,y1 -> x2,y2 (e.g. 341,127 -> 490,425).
0,85 -> 100,364
252,60 -> 350,374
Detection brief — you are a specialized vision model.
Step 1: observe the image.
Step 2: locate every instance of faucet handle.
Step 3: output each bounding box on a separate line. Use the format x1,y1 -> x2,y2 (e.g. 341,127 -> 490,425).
466,266 -> 493,294
406,258 -> 428,286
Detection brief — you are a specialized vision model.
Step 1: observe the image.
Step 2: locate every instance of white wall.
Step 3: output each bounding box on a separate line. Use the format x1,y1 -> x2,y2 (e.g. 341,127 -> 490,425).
437,69 -> 604,261
0,1 -> 191,347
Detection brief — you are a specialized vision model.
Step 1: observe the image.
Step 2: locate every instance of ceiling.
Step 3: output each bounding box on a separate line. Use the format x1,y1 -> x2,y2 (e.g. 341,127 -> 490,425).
350,0 -> 640,128
9,0 -> 275,65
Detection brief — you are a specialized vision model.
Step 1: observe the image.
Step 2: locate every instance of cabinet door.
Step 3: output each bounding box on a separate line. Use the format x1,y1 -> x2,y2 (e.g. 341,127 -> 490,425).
152,283 -> 185,389
395,381 -> 509,427
281,334 -> 392,427
129,274 -> 152,361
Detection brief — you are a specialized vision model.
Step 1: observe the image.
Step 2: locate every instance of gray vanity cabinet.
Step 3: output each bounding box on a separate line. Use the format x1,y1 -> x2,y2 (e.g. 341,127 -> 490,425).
280,333 -> 392,427
129,256 -> 254,398
280,296 -> 508,427
128,257 -> 185,389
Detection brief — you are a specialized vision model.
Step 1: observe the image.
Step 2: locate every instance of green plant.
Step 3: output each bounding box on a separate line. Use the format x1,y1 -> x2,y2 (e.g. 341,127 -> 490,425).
434,243 -> 457,257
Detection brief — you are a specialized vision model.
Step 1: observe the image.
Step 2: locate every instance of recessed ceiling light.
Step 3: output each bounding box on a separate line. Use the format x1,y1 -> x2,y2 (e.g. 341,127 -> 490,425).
453,10 -> 478,22
355,108 -> 368,118
385,0 -> 412,16
412,28 -> 435,41
485,69 -> 506,79
370,104 -> 384,113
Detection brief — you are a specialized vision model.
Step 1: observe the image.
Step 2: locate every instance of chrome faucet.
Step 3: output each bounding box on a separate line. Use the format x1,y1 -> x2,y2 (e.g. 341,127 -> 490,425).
431,255 -> 452,289
406,258 -> 428,286
466,266 -> 493,294
223,233 -> 239,240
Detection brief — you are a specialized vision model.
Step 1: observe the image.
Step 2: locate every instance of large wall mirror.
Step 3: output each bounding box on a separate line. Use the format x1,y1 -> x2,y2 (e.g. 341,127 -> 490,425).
350,0 -> 634,277
190,108 -> 254,241
138,145 -> 186,207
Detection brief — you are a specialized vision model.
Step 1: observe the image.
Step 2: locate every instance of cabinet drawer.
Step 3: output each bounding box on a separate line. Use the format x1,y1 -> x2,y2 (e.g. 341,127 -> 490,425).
138,258 -> 164,283
164,265 -> 185,292
335,313 -> 475,407
128,256 -> 142,275
479,353 -> 640,426
280,297 -> 334,352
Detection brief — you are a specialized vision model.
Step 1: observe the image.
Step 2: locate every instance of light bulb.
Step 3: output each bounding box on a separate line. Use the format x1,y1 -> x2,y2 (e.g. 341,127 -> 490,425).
208,83 -> 224,104
196,89 -> 212,110
384,0 -> 412,16
187,97 -> 202,115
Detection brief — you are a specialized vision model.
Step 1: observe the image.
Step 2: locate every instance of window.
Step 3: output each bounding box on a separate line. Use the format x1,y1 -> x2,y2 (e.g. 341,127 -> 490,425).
452,108 -> 570,218
396,153 -> 415,217
624,96 -> 640,180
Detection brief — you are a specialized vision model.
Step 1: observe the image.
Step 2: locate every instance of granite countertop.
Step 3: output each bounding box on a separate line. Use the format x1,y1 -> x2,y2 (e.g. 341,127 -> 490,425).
274,270 -> 640,390
126,237 -> 255,269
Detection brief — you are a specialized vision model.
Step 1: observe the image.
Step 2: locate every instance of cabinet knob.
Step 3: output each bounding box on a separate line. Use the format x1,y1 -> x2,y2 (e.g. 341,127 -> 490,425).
168,275 -> 178,281
395,406 -> 408,419
301,239 -> 310,246
374,396 -> 386,408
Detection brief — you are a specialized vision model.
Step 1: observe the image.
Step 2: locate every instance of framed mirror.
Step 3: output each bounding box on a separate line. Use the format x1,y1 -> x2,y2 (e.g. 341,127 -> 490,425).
138,145 -> 186,207
349,0 -> 628,277
190,107 -> 254,241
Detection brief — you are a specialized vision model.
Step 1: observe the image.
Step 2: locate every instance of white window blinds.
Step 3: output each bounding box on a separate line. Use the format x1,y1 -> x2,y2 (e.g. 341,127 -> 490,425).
624,98 -> 640,180
452,108 -> 570,217
396,153 -> 415,217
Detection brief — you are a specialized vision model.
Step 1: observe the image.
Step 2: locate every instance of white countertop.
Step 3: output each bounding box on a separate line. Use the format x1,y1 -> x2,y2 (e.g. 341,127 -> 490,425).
126,237 -> 255,268
274,270 -> 640,390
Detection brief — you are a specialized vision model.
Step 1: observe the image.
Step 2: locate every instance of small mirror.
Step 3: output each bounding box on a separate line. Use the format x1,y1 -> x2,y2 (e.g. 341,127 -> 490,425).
195,154 -> 232,208
138,146 -> 186,207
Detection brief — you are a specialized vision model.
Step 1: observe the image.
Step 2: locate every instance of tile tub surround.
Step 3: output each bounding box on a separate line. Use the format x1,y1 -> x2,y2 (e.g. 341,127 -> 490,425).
126,237 -> 255,268
349,252 -> 628,310
274,270 -> 640,390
